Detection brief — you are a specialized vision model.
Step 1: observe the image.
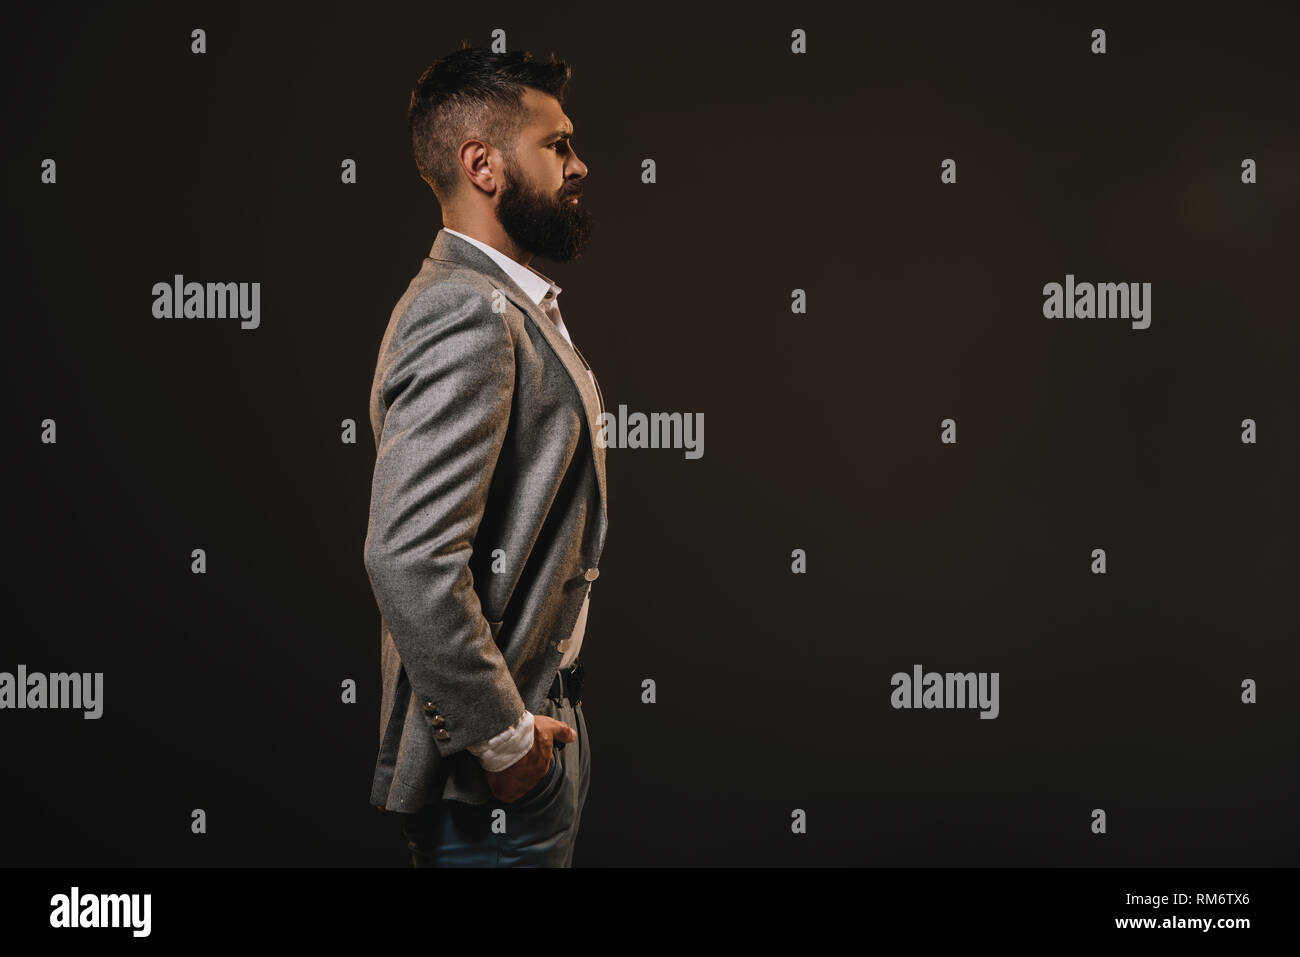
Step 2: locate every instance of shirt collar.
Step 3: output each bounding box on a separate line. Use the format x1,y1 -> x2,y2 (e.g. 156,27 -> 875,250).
441,227 -> 561,308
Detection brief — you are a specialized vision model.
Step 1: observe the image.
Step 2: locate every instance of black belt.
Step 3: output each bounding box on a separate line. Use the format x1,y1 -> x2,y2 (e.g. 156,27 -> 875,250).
547,663 -> 585,707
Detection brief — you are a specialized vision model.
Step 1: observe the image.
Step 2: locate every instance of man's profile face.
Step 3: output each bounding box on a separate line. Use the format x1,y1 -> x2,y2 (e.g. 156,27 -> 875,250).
495,87 -> 592,262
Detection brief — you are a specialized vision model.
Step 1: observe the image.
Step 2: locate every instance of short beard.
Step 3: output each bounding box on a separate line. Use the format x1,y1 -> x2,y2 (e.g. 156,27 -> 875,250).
495,162 -> 593,263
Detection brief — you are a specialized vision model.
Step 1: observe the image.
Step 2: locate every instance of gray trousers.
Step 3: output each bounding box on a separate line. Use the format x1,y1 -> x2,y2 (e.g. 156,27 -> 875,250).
401,692 -> 590,867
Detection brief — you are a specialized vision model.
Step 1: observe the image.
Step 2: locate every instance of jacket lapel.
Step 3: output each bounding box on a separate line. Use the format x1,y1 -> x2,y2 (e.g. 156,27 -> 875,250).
427,229 -> 608,524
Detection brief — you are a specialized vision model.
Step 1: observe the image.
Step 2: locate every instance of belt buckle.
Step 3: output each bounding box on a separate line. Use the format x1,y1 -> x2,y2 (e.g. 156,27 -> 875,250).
552,663 -> 583,706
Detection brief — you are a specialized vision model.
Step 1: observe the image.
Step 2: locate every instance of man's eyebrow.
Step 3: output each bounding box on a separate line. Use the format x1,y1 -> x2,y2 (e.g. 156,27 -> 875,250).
544,127 -> 574,141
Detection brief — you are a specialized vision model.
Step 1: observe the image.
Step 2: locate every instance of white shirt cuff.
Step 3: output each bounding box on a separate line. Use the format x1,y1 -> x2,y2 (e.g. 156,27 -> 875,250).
466,709 -> 535,772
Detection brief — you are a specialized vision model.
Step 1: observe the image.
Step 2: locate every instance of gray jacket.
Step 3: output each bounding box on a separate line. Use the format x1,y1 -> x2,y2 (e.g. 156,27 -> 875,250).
364,228 -> 608,811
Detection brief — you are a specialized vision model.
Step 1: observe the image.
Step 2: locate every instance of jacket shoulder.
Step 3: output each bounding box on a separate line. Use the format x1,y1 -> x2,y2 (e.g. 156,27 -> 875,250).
390,266 -> 516,347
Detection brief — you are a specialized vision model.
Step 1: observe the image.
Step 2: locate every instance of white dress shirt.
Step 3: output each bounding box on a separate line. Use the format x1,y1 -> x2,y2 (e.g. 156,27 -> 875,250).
442,227 -> 594,772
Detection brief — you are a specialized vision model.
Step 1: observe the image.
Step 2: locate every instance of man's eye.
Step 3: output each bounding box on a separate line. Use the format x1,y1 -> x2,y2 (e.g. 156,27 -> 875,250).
551,141 -> 569,152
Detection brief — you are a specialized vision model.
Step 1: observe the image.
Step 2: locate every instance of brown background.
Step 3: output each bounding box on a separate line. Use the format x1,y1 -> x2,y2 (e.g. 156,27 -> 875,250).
3,0 -> 1297,866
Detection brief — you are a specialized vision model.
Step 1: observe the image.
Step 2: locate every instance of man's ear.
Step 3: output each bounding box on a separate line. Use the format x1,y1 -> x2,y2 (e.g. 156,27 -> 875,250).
459,140 -> 497,193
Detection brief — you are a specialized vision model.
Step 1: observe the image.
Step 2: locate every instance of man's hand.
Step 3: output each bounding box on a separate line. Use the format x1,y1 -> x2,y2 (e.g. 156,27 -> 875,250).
484,714 -> 577,803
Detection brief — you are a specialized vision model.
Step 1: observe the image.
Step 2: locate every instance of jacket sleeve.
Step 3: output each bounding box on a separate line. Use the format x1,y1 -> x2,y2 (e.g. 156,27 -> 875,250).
363,282 -> 526,758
